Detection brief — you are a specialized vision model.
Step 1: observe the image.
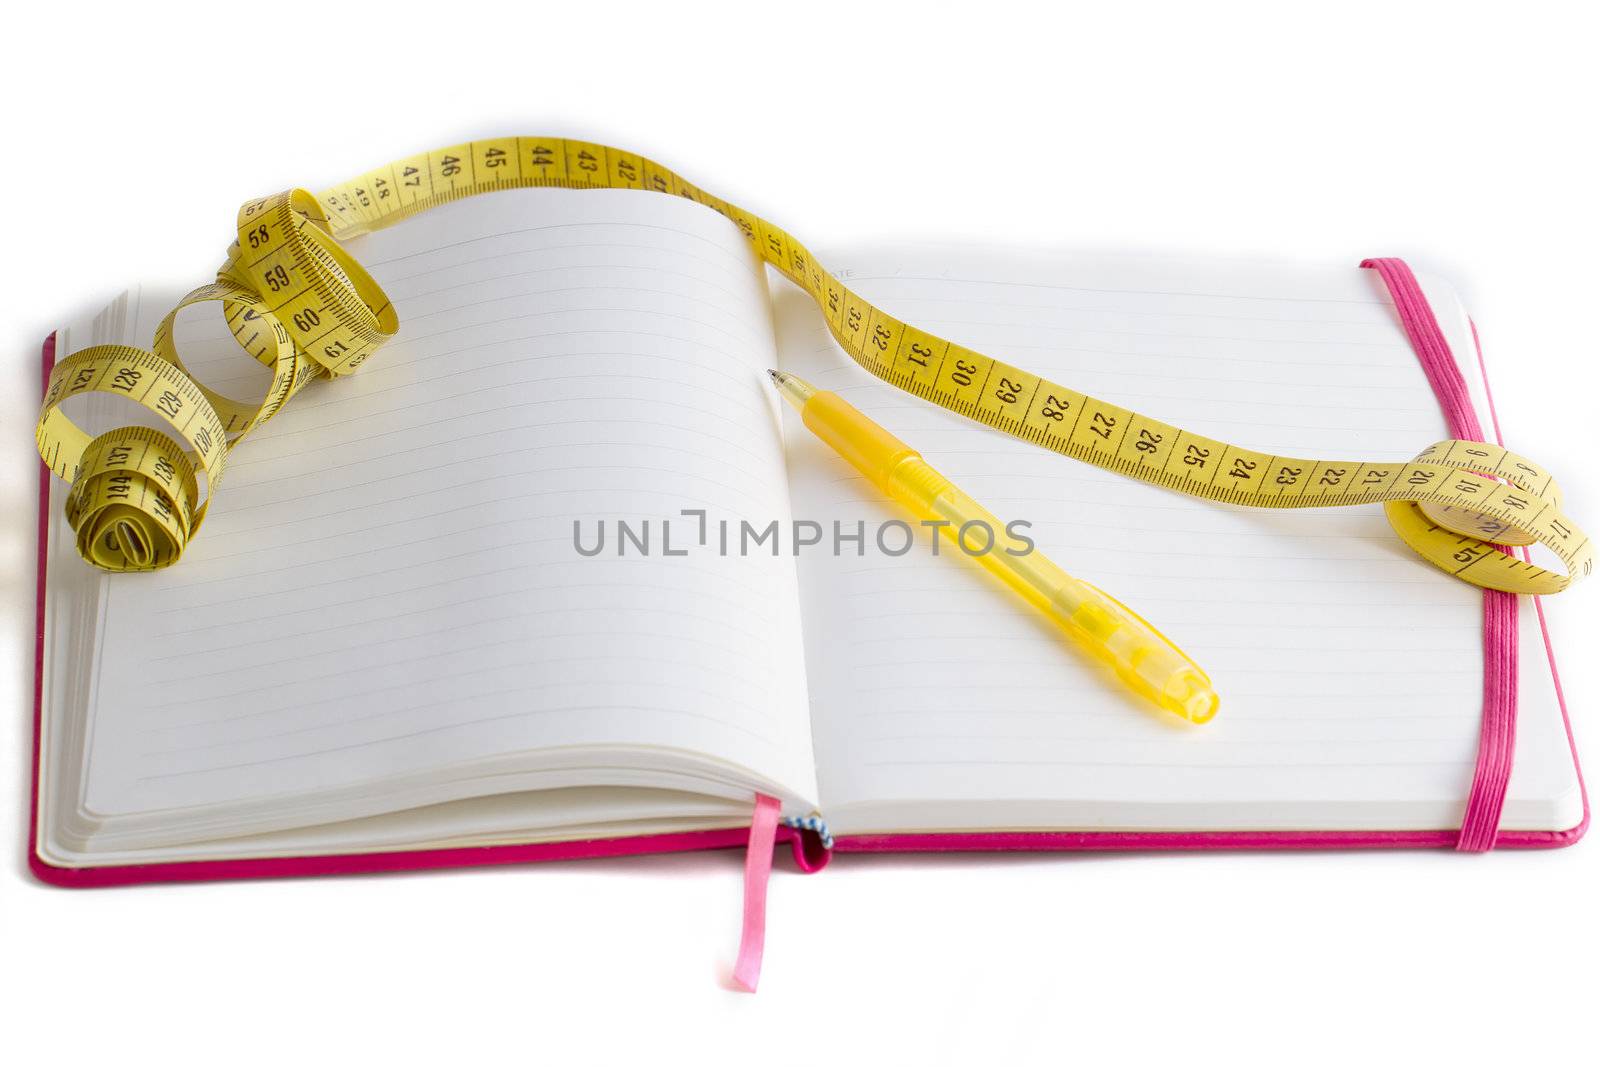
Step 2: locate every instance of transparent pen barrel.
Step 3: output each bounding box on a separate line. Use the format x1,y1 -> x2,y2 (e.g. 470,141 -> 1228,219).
1051,586 -> 1219,723
911,470 -> 1217,723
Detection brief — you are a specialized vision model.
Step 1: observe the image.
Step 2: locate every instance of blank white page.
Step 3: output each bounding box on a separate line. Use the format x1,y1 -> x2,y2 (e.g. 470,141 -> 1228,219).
77,189 -> 817,823
773,248 -> 1580,835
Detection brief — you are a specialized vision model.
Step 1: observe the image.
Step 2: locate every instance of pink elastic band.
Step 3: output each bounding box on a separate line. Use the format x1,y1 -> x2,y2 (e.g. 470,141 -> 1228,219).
1360,257 -> 1518,851
732,793 -> 781,992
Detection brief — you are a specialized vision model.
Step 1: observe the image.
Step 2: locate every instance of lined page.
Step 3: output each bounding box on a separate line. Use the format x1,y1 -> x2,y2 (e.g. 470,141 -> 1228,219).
775,249 -> 1579,834
77,189 -> 817,824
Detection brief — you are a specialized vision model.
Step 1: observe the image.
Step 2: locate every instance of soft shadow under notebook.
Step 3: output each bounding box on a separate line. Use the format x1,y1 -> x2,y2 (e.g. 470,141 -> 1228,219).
30,189 -> 1585,886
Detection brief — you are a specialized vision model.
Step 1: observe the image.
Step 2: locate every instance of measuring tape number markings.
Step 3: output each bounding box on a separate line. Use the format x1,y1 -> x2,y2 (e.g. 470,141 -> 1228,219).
34,138 -> 1592,595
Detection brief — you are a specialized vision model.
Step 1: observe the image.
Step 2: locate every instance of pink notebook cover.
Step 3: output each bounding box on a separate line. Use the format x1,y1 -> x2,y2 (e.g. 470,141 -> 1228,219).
28,274 -> 1589,885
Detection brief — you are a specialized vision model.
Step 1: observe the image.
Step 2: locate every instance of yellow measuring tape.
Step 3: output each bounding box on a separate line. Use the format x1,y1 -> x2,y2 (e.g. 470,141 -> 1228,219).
34,137 -> 1593,594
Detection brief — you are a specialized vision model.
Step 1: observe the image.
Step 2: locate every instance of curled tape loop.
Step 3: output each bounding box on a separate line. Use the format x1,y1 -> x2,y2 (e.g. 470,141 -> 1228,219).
38,345 -> 227,572
33,139 -> 1594,592
222,189 -> 398,378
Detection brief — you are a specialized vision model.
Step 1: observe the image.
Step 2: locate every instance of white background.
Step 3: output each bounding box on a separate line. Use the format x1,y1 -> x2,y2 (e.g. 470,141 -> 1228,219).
2,2 -> 1596,1062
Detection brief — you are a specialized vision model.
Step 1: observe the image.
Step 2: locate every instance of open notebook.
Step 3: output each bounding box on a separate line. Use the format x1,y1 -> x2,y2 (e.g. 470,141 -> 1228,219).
32,188 -> 1584,877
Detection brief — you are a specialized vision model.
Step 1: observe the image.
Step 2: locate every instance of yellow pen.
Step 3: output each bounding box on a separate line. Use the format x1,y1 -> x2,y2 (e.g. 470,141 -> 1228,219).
771,370 -> 1219,724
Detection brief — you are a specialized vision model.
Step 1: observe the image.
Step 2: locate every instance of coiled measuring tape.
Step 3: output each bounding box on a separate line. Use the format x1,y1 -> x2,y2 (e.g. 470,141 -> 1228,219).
34,137 -> 1593,594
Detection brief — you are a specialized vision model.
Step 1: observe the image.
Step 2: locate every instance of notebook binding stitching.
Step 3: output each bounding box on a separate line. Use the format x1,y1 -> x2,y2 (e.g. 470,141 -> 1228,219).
780,813 -> 833,849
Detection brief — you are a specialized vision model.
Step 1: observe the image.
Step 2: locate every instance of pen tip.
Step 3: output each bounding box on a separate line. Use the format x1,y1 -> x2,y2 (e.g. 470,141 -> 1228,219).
766,369 -> 814,409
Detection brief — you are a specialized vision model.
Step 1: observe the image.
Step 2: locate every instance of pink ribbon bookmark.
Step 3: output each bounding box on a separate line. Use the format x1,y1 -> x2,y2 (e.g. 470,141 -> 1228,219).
732,794 -> 781,992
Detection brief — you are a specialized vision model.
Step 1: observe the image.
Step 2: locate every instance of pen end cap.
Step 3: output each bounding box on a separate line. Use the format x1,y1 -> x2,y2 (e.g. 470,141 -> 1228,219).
1166,673 -> 1219,724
